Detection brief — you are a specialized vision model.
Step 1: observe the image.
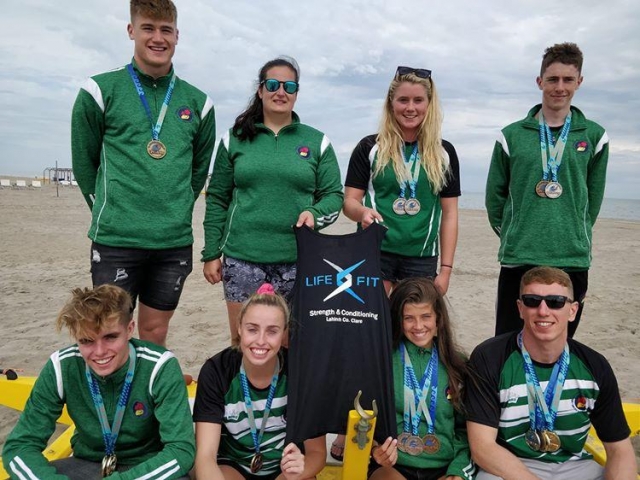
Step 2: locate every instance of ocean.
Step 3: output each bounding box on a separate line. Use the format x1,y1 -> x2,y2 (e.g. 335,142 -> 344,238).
460,192 -> 640,222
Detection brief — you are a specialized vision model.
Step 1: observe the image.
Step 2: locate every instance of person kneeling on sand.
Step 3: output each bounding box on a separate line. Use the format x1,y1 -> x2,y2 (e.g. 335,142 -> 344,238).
2,285 -> 194,479
465,267 -> 637,480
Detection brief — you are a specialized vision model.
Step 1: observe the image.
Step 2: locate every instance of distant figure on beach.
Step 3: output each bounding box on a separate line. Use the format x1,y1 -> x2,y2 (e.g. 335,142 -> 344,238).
201,56 -> 343,343
339,65 -> 461,461
465,267 -> 637,480
368,278 -> 475,480
71,0 -> 216,347
485,42 -> 609,337
2,285 -> 194,479
343,66 -> 460,297
193,283 -> 326,479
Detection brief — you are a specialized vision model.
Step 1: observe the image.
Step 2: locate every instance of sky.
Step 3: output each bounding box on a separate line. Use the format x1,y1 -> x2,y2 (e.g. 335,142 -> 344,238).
1,0 -> 639,199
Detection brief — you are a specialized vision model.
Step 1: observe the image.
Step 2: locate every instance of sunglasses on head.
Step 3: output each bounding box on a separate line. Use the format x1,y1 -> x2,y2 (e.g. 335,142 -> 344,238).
520,294 -> 573,309
261,79 -> 299,94
396,66 -> 432,79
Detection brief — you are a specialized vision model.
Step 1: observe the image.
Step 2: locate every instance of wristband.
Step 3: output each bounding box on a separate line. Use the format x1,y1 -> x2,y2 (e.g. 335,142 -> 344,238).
441,264 -> 453,269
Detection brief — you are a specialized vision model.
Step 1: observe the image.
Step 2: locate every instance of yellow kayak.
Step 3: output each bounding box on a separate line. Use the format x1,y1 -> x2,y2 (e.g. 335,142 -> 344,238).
1,377 -> 638,479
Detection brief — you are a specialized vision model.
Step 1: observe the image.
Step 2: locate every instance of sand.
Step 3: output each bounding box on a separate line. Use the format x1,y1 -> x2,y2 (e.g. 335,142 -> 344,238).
1,183 -> 639,463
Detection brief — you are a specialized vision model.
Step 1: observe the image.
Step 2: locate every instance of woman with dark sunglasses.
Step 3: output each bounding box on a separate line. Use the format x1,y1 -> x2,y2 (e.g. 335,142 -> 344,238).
202,56 -> 344,342
343,66 -> 460,298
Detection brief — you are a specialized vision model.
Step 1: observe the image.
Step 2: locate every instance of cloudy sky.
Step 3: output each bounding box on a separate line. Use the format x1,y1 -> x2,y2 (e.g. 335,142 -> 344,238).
2,0 -> 639,198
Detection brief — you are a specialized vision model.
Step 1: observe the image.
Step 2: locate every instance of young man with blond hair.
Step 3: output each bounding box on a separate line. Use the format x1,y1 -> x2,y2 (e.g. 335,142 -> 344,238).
465,267 -> 636,480
485,43 -> 609,338
71,0 -> 216,347
2,285 -> 195,479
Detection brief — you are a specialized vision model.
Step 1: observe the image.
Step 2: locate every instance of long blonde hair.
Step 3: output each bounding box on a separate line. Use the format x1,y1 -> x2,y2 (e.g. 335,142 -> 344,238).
374,73 -> 449,193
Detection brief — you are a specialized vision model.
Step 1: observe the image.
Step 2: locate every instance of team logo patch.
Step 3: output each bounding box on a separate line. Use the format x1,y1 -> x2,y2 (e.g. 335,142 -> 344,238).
572,395 -> 588,411
445,385 -> 452,402
132,400 -> 150,419
176,106 -> 193,122
297,146 -> 310,158
574,140 -> 589,152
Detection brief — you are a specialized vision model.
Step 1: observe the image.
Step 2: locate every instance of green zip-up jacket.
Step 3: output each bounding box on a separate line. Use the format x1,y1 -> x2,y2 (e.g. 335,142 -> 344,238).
2,339 -> 195,480
71,60 -> 216,249
202,114 -> 343,263
485,105 -> 608,268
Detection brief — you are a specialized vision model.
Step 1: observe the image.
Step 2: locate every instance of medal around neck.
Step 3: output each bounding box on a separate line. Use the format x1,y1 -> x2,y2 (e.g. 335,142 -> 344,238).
102,454 -> 117,477
535,180 -> 549,198
544,182 -> 563,199
250,453 -> 264,473
404,198 -> 421,215
525,429 -> 542,452
422,433 -> 440,454
393,198 -> 407,215
405,435 -> 424,456
540,430 -> 561,452
147,140 -> 167,159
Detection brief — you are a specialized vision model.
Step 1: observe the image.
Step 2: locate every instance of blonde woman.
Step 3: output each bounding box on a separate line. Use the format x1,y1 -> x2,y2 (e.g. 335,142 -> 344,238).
343,66 -> 460,297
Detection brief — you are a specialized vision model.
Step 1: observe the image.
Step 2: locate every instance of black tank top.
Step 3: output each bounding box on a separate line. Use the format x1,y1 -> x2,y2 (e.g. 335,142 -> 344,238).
285,223 -> 395,445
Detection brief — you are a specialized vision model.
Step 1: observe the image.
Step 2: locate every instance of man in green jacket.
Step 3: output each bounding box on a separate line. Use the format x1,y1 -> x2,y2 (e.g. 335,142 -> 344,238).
2,285 -> 195,479
71,0 -> 216,347
485,42 -> 609,337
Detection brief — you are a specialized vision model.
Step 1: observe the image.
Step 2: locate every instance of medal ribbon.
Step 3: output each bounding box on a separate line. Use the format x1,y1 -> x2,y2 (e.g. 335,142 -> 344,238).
397,144 -> 420,200
85,343 -> 136,456
127,64 -> 177,141
401,342 -> 438,435
538,112 -> 571,183
239,358 -> 280,455
518,331 -> 569,431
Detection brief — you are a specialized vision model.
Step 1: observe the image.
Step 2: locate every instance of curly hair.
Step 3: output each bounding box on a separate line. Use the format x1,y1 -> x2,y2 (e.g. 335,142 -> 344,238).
540,42 -> 583,76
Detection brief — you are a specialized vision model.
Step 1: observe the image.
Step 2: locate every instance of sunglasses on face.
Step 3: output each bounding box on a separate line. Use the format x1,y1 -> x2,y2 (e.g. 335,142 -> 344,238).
396,66 -> 432,79
261,79 -> 299,94
520,294 -> 573,309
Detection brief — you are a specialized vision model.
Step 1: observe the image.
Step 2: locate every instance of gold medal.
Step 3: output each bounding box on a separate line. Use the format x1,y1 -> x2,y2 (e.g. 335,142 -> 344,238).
540,430 -> 561,452
147,140 -> 167,159
404,198 -> 421,215
396,432 -> 411,453
535,180 -> 549,198
250,453 -> 264,473
525,429 -> 541,452
422,433 -> 440,454
392,198 -> 407,215
544,181 -> 563,199
101,454 -> 117,477
404,435 -> 423,456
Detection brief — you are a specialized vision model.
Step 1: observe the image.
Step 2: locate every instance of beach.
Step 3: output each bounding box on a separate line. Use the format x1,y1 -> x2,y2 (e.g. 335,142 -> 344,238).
1,184 -> 639,461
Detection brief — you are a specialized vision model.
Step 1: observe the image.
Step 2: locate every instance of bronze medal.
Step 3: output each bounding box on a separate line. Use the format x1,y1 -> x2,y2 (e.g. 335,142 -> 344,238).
101,454 -> 117,477
147,140 -> 167,159
422,433 -> 440,454
396,432 -> 411,453
544,181 -> 563,199
525,429 -> 541,452
535,180 -> 549,198
250,453 -> 264,473
540,430 -> 561,452
404,198 -> 421,215
405,435 -> 424,456
392,198 -> 407,215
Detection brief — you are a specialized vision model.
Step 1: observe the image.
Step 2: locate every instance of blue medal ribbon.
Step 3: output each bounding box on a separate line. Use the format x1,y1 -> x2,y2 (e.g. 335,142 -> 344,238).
518,331 -> 570,432
397,144 -> 420,200
538,112 -> 572,183
126,64 -> 177,142
400,342 -> 439,435
85,343 -> 136,457
239,358 -> 280,456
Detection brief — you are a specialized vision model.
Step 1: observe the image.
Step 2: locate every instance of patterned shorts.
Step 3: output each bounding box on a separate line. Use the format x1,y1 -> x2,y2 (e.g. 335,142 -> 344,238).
222,256 -> 296,302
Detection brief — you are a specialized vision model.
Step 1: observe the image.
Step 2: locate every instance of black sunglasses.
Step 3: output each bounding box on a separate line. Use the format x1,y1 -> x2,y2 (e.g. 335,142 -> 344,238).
396,66 -> 432,79
1,368 -> 18,380
261,79 -> 299,94
520,294 -> 573,310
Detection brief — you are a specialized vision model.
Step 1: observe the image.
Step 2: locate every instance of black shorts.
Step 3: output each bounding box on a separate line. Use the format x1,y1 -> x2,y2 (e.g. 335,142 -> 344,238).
90,242 -> 193,311
217,459 -> 281,480
368,461 -> 448,480
379,251 -> 438,283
